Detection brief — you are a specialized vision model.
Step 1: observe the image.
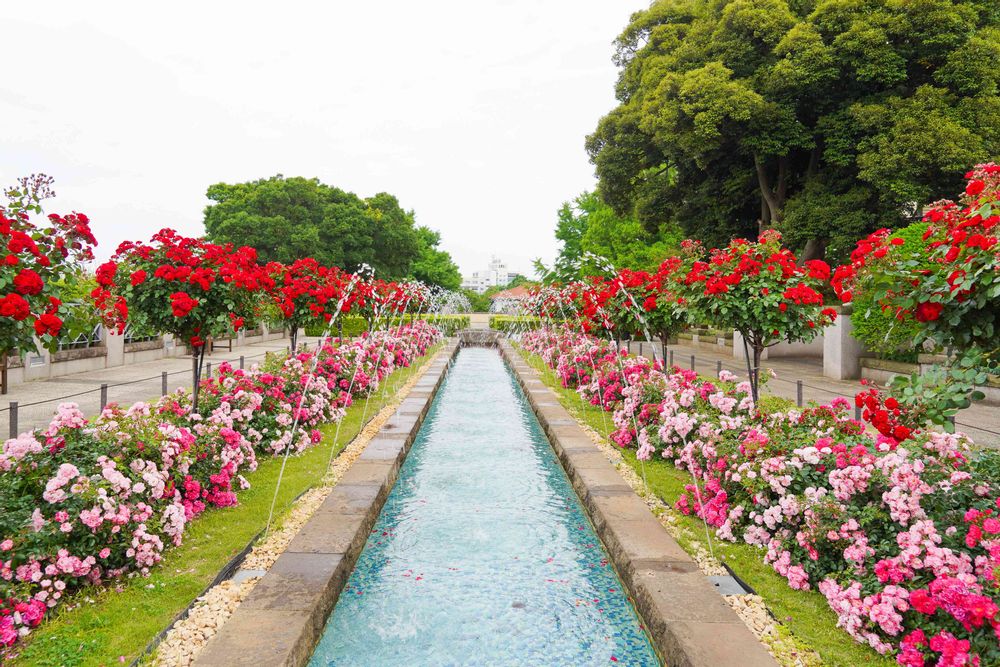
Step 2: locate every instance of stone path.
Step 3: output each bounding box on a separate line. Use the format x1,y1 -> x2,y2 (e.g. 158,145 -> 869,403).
638,341 -> 1000,450
0,335 -> 322,437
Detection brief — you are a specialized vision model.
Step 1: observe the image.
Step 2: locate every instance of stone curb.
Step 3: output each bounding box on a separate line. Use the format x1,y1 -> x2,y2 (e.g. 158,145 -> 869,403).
192,342 -> 459,667
499,342 -> 777,667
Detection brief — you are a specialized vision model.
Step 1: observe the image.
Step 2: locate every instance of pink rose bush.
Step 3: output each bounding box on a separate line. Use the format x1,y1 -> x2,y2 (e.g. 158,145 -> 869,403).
0,321 -> 440,652
523,328 -> 1000,666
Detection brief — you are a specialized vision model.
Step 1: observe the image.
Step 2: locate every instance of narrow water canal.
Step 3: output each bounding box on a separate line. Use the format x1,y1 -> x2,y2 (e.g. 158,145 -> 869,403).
309,347 -> 659,666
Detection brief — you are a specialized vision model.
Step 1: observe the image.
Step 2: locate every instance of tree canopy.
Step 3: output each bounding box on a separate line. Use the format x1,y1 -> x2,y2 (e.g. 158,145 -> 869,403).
203,175 -> 424,280
409,226 -> 462,290
538,190 -> 681,282
587,0 -> 1000,262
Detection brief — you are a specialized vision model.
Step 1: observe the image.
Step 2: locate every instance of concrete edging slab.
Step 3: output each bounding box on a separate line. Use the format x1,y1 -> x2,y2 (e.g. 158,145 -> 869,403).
499,341 -> 777,667
192,342 -> 459,667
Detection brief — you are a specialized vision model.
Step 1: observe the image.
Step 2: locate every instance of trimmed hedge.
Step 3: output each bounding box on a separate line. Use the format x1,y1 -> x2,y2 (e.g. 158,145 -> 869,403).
305,314 -> 469,338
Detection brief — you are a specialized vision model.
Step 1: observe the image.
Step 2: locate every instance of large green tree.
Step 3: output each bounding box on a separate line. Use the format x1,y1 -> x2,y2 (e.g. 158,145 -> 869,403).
409,226 -> 462,289
587,0 -> 1000,262
539,190 -> 680,282
203,175 -> 421,279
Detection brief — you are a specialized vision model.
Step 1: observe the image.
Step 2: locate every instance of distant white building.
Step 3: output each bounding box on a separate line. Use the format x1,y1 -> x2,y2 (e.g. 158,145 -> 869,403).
462,256 -> 519,294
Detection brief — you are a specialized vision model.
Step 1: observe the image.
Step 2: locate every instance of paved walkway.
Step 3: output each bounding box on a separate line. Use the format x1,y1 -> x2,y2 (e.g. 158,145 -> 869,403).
0,336 -> 322,437
635,341 -> 1000,450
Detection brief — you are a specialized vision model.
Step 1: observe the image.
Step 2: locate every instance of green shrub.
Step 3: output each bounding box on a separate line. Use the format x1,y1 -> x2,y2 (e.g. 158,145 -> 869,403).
850,223 -> 930,357
490,315 -> 555,333
304,315 -> 469,338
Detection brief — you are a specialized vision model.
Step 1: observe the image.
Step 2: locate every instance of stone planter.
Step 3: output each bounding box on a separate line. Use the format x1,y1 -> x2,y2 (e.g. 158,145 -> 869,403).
125,339 -> 164,353
53,346 -> 107,363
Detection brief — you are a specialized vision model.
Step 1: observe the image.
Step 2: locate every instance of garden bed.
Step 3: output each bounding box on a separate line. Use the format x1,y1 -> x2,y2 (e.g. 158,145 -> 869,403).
519,347 -> 894,667
1,326 -> 444,665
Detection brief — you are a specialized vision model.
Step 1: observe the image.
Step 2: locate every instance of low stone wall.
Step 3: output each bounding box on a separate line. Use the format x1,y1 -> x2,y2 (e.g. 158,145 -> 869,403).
192,342 -> 459,667
500,342 -> 776,667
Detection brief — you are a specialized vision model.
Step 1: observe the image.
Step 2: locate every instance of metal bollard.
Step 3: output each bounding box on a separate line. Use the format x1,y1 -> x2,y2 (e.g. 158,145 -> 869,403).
239,355 -> 245,370
9,402 -> 17,439
206,363 -> 212,379
796,380 -> 803,407
855,404 -> 862,421
100,384 -> 108,411
669,350 -> 674,368
639,341 -> 643,357
690,354 -> 696,371
161,372 -> 168,396
716,360 -> 722,377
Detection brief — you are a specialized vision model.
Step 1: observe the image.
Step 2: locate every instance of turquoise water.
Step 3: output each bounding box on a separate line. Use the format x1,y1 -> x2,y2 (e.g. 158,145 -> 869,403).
309,347 -> 660,666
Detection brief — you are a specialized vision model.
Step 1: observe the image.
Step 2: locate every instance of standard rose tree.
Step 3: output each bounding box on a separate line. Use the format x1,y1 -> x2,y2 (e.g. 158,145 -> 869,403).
676,231 -> 836,404
264,259 -> 353,350
0,175 -> 98,393
91,229 -> 265,411
833,165 -> 1000,433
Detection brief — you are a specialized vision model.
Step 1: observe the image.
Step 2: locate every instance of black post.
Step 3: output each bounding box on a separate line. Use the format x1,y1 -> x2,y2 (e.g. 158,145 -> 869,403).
855,404 -> 862,421
100,384 -> 108,411
239,355 -> 245,370
796,380 -> 803,407
161,372 -> 168,396
9,402 -> 17,439
717,360 -> 723,377
690,354 -> 696,371
206,362 -> 212,379
669,350 -> 675,368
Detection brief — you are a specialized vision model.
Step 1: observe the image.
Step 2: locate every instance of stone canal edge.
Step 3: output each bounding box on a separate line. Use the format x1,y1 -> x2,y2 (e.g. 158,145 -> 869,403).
194,339 -> 776,666
500,341 -> 777,667
192,341 -> 460,667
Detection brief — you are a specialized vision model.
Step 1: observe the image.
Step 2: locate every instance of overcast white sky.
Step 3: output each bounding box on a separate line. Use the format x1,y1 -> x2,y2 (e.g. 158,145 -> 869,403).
1,1 -> 648,278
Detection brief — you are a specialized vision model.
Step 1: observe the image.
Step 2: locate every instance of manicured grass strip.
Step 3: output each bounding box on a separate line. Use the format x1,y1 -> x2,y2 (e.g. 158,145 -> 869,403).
11,344 -> 443,667
520,349 -> 896,667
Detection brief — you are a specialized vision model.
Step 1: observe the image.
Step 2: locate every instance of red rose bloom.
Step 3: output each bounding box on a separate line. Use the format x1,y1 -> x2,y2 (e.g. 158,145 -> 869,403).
966,179 -> 985,197
33,313 -> 62,337
95,261 -> 117,287
0,293 -> 31,321
913,301 -> 943,322
170,292 -> 198,318
12,269 -> 44,295
130,269 -> 147,286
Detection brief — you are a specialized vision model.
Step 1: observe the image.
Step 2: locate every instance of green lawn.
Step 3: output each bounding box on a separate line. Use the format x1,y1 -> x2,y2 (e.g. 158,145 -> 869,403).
520,348 -> 895,667
10,343 -> 443,667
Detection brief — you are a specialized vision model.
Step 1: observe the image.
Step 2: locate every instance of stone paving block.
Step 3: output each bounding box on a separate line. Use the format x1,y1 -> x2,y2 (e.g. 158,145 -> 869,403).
315,483 -> 383,516
358,437 -> 408,463
337,460 -> 396,488
560,450 -> 613,475
652,619 -> 778,667
628,563 -> 736,624
194,608 -> 314,667
589,490 -> 658,525
286,512 -> 368,556
570,465 -> 632,498
600,518 -> 693,564
397,397 -> 427,415
242,552 -> 346,614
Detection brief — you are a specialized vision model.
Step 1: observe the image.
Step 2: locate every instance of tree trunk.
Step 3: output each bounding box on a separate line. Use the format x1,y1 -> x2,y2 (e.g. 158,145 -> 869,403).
754,155 -> 788,232
191,346 -> 207,414
799,237 -> 828,262
289,327 -> 298,352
